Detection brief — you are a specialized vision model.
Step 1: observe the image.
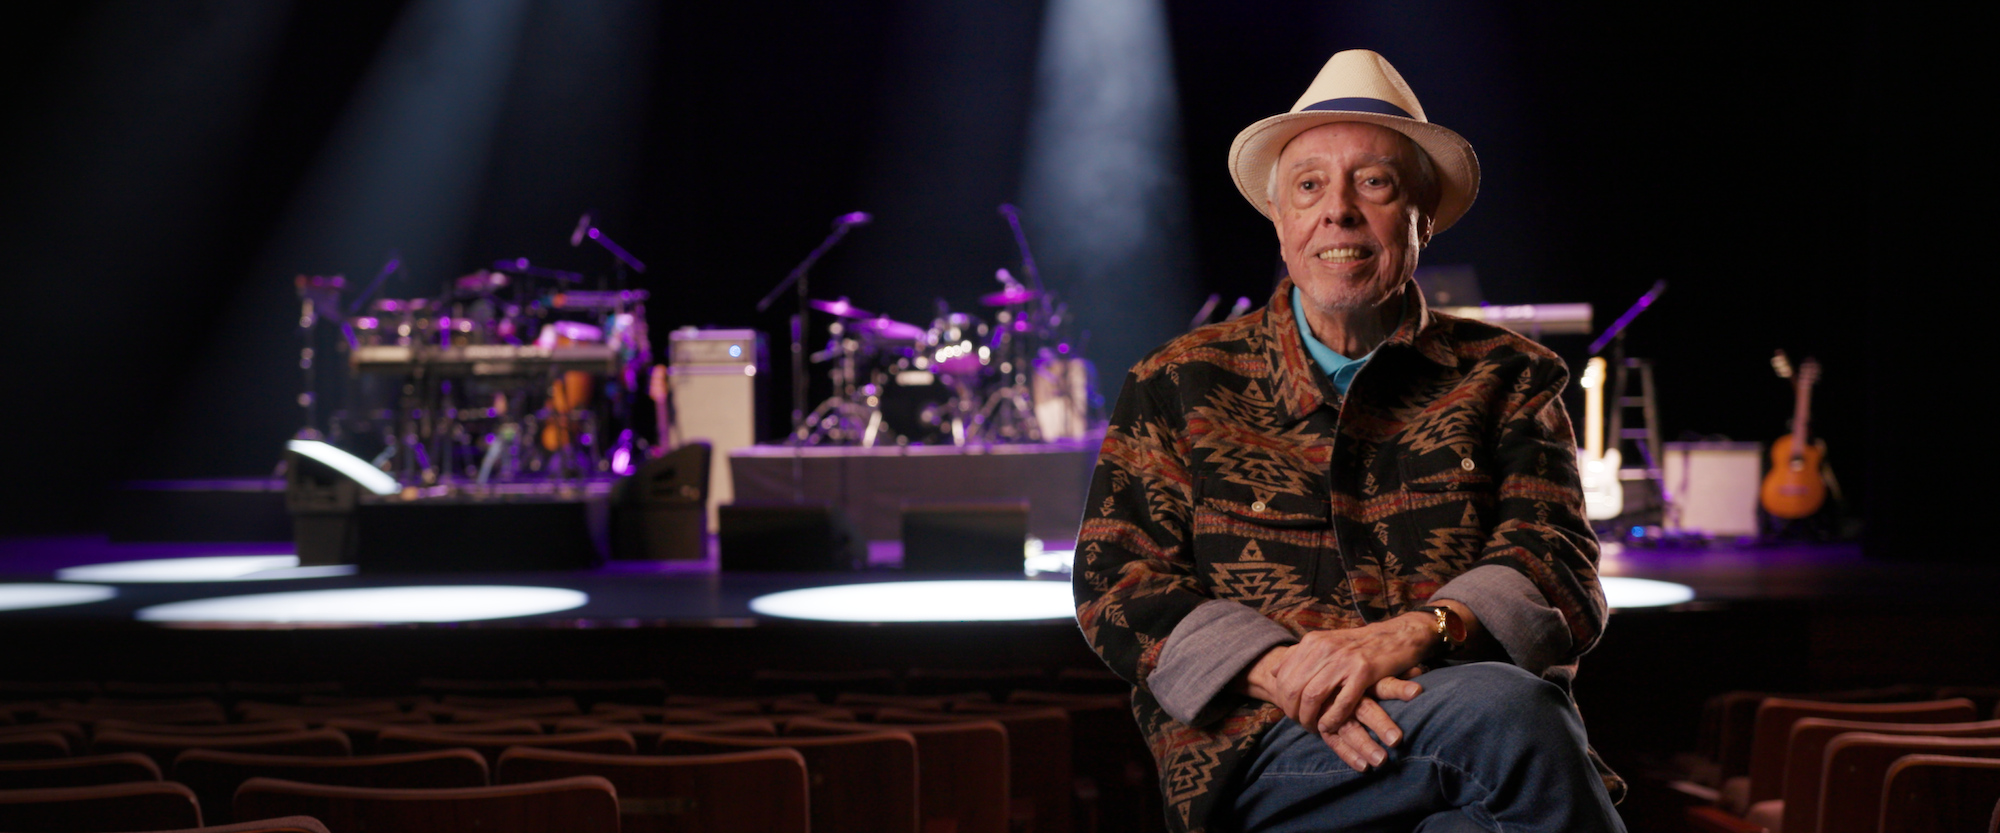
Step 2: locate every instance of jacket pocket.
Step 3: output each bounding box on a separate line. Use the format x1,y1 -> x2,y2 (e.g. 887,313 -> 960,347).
1188,477 -> 1327,609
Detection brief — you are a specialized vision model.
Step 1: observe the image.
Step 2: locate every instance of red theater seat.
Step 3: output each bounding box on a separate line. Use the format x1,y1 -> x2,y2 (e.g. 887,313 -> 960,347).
91,728 -> 353,768
0,753 -> 160,789
173,747 -> 489,824
497,746 -> 809,833
0,780 -> 202,831
786,716 -> 1010,833
658,727 -> 919,833
1880,753 -> 2000,833
233,775 -> 618,833
1820,734 -> 2000,833
374,726 -> 635,766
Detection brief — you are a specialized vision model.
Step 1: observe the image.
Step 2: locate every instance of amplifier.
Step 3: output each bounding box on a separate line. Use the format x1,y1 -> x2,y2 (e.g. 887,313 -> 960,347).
668,328 -> 764,528
1662,441 -> 1763,537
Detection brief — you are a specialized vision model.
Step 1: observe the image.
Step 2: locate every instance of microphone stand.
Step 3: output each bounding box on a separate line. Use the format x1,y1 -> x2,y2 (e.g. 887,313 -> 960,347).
757,219 -> 863,445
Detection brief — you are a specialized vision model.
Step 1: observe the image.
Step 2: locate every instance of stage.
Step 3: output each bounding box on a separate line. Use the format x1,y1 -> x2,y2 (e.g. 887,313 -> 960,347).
6,525 -> 2000,775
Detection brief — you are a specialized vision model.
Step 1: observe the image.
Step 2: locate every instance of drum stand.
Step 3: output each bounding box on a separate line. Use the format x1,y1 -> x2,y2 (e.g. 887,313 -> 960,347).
968,308 -> 1044,444
799,324 -> 899,446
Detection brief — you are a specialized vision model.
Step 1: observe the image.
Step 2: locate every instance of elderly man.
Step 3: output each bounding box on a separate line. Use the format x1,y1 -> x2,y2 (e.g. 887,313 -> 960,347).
1073,50 -> 1627,832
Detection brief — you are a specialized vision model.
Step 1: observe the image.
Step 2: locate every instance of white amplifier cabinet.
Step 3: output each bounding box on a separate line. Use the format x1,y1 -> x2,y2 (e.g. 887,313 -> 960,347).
669,328 -> 763,529
1661,441 -> 1763,537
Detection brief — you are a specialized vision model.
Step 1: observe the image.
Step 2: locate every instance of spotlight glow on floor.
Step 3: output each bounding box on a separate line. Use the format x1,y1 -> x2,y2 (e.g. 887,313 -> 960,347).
57,555 -> 356,583
134,586 -> 588,624
749,580 -> 1075,623
0,583 -> 117,612
1602,577 -> 1696,609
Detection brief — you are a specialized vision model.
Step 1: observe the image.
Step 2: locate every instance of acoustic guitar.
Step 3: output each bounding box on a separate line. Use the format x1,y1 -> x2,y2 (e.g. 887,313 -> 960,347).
1760,351 -> 1827,519
1579,356 -> 1623,520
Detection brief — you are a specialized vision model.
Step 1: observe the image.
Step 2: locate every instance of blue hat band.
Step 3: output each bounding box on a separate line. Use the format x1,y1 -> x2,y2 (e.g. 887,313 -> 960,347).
1301,97 -> 1414,120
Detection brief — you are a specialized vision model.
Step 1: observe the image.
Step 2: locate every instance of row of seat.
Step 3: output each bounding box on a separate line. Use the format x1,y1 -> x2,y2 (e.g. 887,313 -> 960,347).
3,688 -> 1159,833
1669,688 -> 2000,833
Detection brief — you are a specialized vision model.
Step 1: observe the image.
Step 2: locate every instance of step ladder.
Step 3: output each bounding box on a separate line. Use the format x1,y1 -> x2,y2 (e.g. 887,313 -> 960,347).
1606,356 -> 1663,484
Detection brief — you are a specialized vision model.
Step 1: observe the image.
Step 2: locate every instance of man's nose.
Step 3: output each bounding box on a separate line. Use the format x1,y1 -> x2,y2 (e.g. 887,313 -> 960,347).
1322,184 -> 1362,227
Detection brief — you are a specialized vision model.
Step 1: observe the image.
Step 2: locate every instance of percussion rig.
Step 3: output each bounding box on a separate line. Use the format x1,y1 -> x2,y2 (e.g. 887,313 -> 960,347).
292,217 -> 657,494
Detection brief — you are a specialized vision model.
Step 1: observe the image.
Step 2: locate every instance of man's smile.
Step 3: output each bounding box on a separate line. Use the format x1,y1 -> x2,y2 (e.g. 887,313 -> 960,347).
1315,246 -> 1370,263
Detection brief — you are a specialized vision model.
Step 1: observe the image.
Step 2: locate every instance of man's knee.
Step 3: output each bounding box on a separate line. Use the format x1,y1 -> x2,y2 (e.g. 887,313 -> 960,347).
1416,662 -> 1576,734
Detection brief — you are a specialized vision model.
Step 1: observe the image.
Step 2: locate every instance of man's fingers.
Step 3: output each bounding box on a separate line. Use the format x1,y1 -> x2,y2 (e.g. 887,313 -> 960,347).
1372,676 -> 1423,702
1321,726 -> 1373,772
1349,696 -> 1404,748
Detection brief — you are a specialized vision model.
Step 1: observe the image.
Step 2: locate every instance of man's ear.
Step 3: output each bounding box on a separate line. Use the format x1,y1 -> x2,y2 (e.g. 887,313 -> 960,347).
1414,208 -> 1436,249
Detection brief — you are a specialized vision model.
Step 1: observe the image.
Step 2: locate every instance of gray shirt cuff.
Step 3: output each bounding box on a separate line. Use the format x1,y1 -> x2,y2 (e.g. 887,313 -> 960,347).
1432,564 -> 1572,674
1149,599 -> 1297,726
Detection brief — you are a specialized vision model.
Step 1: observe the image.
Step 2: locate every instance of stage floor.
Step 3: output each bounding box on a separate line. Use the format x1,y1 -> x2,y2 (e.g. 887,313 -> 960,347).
2,532 -> 1983,628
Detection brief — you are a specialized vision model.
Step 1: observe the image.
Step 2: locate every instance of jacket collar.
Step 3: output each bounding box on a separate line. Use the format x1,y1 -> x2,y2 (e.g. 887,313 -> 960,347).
1263,276 -> 1433,424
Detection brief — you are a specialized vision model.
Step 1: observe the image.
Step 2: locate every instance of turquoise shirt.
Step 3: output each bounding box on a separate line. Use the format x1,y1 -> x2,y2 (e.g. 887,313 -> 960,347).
1291,285 -> 1374,394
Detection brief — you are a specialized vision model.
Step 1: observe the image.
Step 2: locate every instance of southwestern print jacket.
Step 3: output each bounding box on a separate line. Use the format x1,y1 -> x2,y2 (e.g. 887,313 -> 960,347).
1073,278 -> 1610,832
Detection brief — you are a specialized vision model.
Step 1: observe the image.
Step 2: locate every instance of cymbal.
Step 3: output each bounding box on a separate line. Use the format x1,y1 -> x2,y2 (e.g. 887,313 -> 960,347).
852,316 -> 925,341
980,287 -> 1042,307
811,297 -> 872,319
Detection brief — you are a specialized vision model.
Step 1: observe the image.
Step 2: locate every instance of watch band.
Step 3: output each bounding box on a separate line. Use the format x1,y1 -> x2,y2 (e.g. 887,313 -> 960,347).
1412,604 -> 1464,655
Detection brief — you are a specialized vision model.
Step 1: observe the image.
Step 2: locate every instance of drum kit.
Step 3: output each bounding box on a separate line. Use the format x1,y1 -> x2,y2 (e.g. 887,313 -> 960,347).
297,221 -> 656,490
290,207 -> 1101,491
792,267 -> 1095,447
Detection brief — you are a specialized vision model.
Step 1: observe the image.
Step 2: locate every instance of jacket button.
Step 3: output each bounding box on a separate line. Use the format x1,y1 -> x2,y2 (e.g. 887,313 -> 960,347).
1460,458 -> 1476,471
1251,501 -> 1267,512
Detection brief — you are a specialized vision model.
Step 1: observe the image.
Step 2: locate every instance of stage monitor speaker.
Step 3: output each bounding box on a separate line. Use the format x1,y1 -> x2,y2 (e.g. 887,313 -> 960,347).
901,500 -> 1030,573
286,448 -> 364,567
350,500 -> 604,572
611,443 -> 711,561
718,501 -> 865,572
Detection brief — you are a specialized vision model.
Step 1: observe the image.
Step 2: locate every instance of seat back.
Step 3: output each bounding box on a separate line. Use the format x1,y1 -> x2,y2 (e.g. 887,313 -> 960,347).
0,780 -> 202,831
173,747 -> 489,824
1746,697 -> 1975,806
234,774 -> 618,833
1782,718 -> 2000,833
0,732 -> 70,760
92,728 -> 353,767
1820,734 -> 2000,833
882,705 -> 1075,833
374,727 -> 635,766
118,815 -> 333,833
95,719 -> 311,737
1880,754 -> 2000,833
657,728 -> 919,833
496,746 -> 809,833
787,717 -> 1010,833
0,753 -> 161,789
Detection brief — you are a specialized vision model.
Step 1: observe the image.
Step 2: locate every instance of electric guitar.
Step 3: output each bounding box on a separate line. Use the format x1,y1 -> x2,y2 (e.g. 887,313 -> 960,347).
649,364 -> 674,458
1760,351 -> 1827,519
1579,356 -> 1623,520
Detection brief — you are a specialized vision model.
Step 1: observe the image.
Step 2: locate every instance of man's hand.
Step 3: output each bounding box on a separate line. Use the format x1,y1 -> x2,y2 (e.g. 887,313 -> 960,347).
1241,613 -> 1440,771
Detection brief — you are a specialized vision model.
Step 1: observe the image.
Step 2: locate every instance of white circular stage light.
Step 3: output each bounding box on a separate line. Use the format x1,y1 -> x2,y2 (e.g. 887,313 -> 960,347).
55,555 -> 354,583
134,586 -> 589,624
749,580 -> 1075,623
1602,576 -> 1696,609
0,583 -> 117,612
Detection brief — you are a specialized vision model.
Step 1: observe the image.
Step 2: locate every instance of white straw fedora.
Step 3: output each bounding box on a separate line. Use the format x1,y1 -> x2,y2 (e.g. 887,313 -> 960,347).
1228,49 -> 1479,233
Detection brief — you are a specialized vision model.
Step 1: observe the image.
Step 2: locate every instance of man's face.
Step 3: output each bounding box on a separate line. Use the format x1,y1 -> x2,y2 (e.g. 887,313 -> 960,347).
1269,122 -> 1434,326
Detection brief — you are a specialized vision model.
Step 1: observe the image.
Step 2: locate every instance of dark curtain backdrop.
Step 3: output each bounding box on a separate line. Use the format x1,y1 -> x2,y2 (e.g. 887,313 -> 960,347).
2,1 -> 1976,560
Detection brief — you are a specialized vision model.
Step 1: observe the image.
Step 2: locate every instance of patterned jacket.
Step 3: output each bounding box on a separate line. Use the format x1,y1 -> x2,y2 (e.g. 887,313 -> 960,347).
1073,278 -> 1610,832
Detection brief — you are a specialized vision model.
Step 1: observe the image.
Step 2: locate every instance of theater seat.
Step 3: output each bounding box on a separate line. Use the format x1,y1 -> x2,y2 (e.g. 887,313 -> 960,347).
786,716 -> 1010,833
1880,754 -> 2000,833
111,817 -> 333,833
172,747 -> 489,824
880,705 -> 1075,833
0,780 -> 203,831
1766,717 -> 2000,833
657,728 -> 919,833
0,753 -> 161,789
1820,734 -> 2000,833
235,775 -> 618,833
92,728 -> 353,768
496,746 -> 809,833
1726,697 -> 1976,815
373,727 -> 635,766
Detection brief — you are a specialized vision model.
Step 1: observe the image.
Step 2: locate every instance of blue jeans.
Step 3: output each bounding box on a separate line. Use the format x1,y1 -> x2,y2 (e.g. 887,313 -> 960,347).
1226,662 -> 1625,832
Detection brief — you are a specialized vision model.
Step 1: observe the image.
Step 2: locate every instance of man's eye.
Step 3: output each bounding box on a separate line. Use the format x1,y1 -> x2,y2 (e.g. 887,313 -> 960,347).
1299,180 -> 1317,191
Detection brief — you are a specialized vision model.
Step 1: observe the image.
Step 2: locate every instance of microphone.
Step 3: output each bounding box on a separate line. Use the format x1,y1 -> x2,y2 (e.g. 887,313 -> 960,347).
570,213 -> 593,247
833,211 -> 873,228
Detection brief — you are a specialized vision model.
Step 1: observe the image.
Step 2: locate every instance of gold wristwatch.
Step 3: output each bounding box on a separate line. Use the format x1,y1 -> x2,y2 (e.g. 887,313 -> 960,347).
1412,604 -> 1465,656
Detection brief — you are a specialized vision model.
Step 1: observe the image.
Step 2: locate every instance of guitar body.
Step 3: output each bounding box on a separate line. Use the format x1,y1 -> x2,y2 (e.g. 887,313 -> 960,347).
1760,434 -> 1827,519
1582,448 -> 1624,521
